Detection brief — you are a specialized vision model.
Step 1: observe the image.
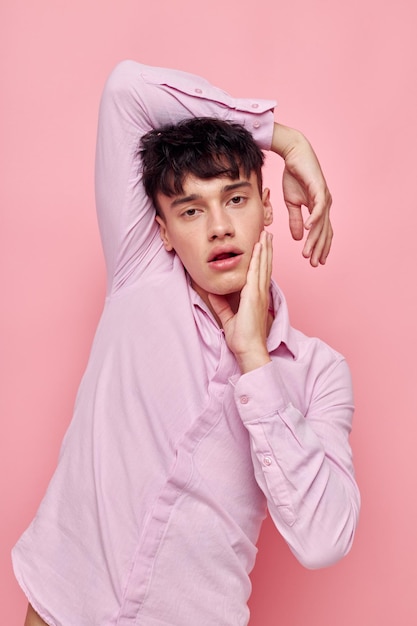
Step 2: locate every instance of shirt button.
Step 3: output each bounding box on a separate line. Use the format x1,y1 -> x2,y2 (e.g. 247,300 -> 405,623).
251,102 -> 259,109
253,122 -> 260,129
240,395 -> 249,404
195,88 -> 203,94
263,456 -> 273,466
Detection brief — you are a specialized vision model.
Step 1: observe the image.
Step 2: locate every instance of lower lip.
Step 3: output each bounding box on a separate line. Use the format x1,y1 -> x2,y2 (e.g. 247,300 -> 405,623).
208,254 -> 243,271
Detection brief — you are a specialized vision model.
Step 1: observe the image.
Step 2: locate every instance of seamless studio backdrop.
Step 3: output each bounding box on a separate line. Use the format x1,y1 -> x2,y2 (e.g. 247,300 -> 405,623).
1,1 -> 416,624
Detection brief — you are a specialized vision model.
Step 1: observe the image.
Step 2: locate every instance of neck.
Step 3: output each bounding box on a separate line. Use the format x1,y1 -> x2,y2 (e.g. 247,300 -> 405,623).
207,291 -> 241,328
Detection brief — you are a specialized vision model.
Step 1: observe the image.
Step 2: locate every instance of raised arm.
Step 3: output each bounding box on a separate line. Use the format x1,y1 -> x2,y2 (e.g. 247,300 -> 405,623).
96,61 -> 334,295
95,60 -> 275,294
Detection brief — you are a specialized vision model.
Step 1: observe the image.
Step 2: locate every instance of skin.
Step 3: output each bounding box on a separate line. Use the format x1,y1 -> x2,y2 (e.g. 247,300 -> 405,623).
156,171 -> 274,374
24,604 -> 48,626
271,123 -> 333,267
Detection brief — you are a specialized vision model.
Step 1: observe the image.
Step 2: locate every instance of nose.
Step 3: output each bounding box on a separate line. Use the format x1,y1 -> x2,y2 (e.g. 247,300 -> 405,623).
208,207 -> 235,240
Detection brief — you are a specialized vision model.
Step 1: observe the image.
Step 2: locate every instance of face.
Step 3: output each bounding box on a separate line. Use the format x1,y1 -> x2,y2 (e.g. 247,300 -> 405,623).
155,171 -> 273,309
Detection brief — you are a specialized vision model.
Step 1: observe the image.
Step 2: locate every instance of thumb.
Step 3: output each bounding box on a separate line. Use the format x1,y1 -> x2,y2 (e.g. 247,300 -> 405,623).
207,293 -> 234,329
285,201 -> 305,240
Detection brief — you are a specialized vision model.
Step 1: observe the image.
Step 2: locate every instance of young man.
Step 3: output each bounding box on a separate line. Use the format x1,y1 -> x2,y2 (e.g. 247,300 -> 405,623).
14,61 -> 360,626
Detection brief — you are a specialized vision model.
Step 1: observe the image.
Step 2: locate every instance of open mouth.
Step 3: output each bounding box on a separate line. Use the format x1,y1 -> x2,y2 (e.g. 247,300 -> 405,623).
208,248 -> 243,263
210,252 -> 239,262
207,249 -> 243,270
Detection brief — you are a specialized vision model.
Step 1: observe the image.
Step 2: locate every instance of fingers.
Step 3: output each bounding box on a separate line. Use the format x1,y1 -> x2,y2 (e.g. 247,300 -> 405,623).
215,231 -> 273,372
282,168 -> 306,241
246,230 -> 273,294
282,168 -> 333,260
209,230 -> 273,330
303,221 -> 333,266
302,191 -> 333,266
280,132 -> 333,266
259,230 -> 272,290
286,203 -> 305,241
303,215 -> 332,265
304,224 -> 333,266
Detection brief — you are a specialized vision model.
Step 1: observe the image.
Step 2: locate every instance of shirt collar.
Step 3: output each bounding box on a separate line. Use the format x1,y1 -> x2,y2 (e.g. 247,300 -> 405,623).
188,278 -> 298,360
267,280 -> 298,359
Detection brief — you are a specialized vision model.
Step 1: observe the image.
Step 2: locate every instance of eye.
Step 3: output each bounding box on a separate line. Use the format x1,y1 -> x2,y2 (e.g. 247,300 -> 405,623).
229,195 -> 244,205
181,208 -> 200,218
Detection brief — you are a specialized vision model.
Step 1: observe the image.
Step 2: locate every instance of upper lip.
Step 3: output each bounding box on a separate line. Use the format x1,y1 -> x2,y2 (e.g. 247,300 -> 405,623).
207,246 -> 243,263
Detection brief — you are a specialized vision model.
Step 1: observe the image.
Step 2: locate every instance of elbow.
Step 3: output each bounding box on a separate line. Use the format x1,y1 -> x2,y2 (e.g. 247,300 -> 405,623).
102,60 -> 141,102
292,506 -> 359,570
296,533 -> 354,570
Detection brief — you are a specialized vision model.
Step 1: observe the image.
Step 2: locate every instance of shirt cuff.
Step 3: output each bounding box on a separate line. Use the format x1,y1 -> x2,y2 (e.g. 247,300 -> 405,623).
231,360 -> 291,423
230,106 -> 276,150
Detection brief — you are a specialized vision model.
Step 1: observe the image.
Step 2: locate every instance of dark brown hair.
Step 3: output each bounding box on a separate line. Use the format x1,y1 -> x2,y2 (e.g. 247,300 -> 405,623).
140,117 -> 265,215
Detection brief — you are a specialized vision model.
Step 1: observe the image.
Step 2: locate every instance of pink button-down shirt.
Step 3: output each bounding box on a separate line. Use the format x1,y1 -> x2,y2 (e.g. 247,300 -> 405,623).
12,61 -> 360,626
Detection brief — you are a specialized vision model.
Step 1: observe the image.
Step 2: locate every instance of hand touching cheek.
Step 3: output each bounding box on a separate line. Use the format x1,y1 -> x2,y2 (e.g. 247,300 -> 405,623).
208,230 -> 274,373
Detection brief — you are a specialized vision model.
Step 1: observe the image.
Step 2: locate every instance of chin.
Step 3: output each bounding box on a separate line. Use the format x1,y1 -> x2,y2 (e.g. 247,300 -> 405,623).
190,272 -> 246,302
211,279 -> 245,297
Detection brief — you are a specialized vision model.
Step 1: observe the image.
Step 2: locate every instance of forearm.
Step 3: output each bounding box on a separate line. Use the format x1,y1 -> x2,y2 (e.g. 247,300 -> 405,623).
234,358 -> 360,568
253,403 -> 359,568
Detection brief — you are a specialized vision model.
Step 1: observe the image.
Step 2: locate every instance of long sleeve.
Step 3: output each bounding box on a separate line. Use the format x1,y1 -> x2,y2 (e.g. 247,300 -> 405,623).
233,340 -> 360,569
94,60 -> 276,295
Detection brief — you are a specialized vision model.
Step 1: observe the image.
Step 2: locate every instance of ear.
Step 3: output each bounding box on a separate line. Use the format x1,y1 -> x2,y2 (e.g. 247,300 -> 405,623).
262,188 -> 273,226
155,215 -> 174,252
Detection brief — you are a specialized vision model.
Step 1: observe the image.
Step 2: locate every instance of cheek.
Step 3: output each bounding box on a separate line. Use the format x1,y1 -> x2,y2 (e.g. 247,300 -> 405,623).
170,240 -> 199,273
247,219 -> 264,242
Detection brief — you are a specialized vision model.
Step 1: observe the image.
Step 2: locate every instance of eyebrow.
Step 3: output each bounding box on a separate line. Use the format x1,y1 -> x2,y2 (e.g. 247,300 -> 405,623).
223,181 -> 252,193
169,181 -> 253,208
170,194 -> 200,208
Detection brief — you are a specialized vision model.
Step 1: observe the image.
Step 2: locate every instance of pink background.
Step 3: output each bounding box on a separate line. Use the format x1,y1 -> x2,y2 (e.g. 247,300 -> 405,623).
1,1 -> 416,624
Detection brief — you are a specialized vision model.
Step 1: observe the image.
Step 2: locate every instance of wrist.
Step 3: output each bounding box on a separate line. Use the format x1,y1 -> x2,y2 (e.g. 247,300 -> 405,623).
272,123 -> 304,160
236,348 -> 271,374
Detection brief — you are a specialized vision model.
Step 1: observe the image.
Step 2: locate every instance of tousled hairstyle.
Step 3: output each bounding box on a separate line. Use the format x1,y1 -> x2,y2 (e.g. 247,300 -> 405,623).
139,117 -> 265,216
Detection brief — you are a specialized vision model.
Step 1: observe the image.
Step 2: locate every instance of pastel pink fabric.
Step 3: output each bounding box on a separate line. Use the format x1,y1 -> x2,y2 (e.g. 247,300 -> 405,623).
12,61 -> 360,626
